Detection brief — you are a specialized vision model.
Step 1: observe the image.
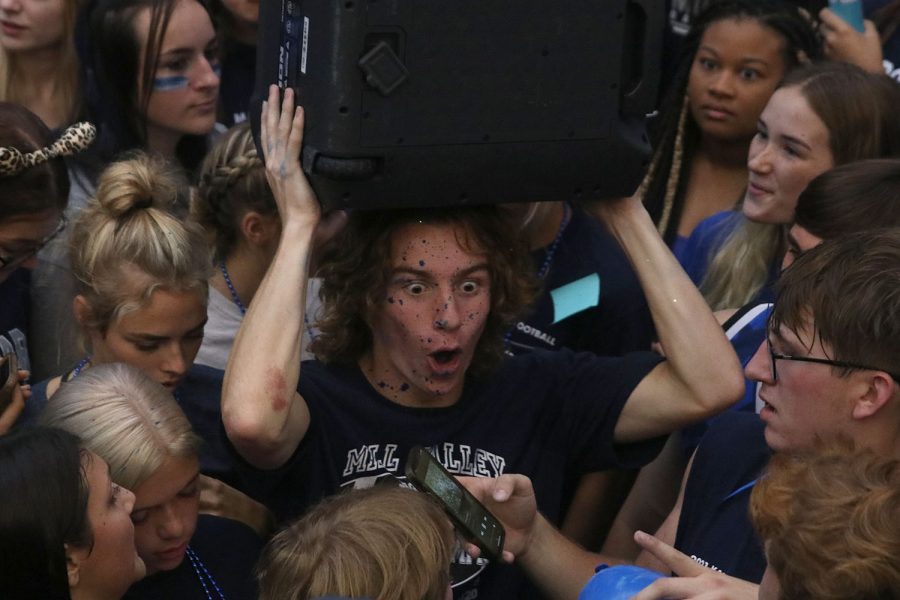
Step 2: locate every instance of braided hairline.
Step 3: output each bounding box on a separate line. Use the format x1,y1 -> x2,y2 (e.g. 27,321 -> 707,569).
201,150 -> 263,205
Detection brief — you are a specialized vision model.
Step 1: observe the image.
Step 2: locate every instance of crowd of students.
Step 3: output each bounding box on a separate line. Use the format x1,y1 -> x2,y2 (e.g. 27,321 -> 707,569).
1,0 -> 900,599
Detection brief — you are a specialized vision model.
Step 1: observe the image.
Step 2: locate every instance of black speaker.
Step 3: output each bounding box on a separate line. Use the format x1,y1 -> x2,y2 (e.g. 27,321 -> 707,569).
251,0 -> 663,210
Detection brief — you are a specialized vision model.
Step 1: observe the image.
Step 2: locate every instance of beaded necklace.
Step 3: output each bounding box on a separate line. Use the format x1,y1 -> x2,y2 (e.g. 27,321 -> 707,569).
219,260 -> 319,345
219,261 -> 246,316
61,356 -> 92,382
503,203 -> 572,351
186,546 -> 227,600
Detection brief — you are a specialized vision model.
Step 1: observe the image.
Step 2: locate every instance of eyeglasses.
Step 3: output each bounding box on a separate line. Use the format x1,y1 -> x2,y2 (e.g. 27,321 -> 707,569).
766,336 -> 900,383
0,215 -> 67,270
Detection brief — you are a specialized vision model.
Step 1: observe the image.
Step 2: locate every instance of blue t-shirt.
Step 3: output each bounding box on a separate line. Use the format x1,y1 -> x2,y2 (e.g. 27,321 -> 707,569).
681,302 -> 771,451
505,205 -> 655,357
678,210 -> 740,288
675,412 -> 771,582
679,210 -> 779,305
233,349 -> 666,600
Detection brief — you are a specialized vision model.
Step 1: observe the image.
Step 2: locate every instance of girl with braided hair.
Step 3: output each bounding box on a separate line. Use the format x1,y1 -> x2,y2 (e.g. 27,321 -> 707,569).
640,0 -> 820,255
192,122 -> 332,370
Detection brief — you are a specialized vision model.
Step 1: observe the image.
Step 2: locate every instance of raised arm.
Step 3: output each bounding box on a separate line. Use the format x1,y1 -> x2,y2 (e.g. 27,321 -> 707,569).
587,198 -> 744,442
222,85 -> 317,469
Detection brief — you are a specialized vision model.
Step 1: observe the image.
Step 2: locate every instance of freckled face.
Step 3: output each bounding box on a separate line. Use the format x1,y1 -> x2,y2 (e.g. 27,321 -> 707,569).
364,223 -> 491,407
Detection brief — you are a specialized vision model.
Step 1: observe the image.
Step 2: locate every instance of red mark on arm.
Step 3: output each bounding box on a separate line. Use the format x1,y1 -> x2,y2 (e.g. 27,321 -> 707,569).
266,368 -> 288,412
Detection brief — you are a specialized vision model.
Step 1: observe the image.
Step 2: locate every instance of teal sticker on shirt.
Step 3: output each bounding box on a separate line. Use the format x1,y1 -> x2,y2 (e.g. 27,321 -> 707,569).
550,273 -> 600,324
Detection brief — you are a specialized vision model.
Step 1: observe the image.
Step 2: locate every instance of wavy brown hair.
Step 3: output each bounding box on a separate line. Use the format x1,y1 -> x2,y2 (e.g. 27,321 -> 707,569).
771,229 -> 900,377
311,205 -> 539,376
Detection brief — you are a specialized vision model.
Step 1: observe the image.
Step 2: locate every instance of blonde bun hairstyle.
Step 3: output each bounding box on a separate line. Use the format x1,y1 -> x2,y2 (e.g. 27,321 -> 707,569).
70,152 -> 211,333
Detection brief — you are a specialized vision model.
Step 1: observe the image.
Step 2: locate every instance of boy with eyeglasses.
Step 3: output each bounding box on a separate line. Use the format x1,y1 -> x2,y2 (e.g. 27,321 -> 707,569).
463,229 -> 900,600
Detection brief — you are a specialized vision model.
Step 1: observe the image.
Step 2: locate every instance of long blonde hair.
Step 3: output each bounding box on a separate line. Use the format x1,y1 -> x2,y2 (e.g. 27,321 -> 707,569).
0,0 -> 82,126
701,63 -> 900,310
69,152 -> 211,334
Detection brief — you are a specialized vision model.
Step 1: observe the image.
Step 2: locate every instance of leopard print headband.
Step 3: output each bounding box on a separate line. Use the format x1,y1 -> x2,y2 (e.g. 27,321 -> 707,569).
0,122 -> 96,178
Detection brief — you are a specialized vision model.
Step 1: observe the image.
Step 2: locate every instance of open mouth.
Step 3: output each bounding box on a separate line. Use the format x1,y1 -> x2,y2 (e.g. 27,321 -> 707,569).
428,349 -> 462,375
431,350 -> 459,364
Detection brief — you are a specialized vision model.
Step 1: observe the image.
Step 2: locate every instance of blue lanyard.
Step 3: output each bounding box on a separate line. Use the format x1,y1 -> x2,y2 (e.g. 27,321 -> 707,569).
723,478 -> 758,502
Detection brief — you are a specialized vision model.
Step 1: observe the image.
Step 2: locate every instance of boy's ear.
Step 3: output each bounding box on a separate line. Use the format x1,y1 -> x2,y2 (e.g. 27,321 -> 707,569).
851,372 -> 895,420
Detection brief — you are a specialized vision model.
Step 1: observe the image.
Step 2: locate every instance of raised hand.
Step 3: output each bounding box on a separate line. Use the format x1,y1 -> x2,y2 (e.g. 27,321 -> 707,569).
259,84 -> 320,227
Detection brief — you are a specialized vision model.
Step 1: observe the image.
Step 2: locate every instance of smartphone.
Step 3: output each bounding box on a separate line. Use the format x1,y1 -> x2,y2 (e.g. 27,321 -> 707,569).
405,445 -> 505,561
0,352 -> 18,415
829,0 -> 865,32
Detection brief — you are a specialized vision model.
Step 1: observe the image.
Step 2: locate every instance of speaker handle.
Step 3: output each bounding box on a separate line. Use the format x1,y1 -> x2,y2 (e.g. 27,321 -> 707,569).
620,0 -> 663,117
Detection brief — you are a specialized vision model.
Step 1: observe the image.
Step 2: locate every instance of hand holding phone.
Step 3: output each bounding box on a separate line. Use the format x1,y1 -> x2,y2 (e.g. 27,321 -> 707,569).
405,446 -> 506,561
0,353 -> 28,434
0,352 -> 19,414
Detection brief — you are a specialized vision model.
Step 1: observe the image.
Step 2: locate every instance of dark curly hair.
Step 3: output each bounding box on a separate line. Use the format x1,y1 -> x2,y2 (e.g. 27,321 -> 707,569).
311,205 -> 539,376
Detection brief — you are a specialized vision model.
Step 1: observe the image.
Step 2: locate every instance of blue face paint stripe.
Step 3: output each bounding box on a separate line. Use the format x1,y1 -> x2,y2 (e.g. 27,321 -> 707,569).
153,75 -> 190,91
152,63 -> 221,91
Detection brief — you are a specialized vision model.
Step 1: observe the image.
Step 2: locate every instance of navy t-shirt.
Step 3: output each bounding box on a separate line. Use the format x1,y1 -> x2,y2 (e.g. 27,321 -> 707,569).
234,349 -> 665,599
675,412 -> 772,582
0,269 -> 32,373
506,206 -> 655,357
123,514 -> 262,600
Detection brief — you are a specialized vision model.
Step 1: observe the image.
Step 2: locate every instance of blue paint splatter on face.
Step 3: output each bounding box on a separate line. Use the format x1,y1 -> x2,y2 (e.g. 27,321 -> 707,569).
398,299 -> 404,306
387,296 -> 395,304
399,383 -> 410,391
419,260 -> 426,267
378,381 -> 387,388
